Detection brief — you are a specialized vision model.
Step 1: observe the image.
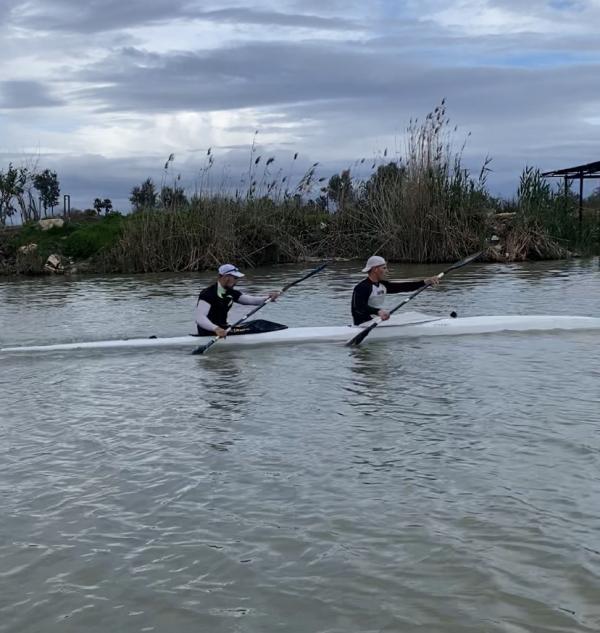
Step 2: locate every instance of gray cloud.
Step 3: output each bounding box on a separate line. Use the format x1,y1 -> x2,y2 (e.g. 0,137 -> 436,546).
193,8 -> 360,30
0,80 -> 64,109
11,0 -> 191,33
11,0 -> 360,34
1,153 -> 172,210
73,41 -> 600,123
0,148 -> 332,211
2,0 -> 600,202
75,43 -> 397,112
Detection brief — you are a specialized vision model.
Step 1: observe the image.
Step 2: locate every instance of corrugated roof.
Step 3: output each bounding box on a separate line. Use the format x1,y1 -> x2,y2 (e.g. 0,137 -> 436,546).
542,160 -> 600,177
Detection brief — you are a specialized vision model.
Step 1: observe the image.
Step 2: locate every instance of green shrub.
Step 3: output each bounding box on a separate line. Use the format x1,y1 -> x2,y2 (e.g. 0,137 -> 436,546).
8,222 -> 76,260
63,214 -> 124,259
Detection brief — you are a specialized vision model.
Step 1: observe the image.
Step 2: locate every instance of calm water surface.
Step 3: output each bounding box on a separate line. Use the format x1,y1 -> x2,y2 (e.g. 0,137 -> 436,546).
1,259 -> 599,633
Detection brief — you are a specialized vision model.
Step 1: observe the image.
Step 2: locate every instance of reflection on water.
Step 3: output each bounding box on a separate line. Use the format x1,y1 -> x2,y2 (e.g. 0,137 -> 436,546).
1,259 -> 600,633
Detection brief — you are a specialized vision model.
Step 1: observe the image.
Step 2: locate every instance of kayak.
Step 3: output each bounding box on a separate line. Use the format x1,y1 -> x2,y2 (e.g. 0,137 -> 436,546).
2,312 -> 600,354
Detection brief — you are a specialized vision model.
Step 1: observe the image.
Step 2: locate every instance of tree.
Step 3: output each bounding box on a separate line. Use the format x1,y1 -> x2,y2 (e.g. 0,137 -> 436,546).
130,178 -> 157,211
327,170 -> 354,209
93,198 -> 113,215
362,162 -> 405,201
316,195 -> 329,211
160,185 -> 187,210
33,169 -> 60,216
0,164 -> 27,225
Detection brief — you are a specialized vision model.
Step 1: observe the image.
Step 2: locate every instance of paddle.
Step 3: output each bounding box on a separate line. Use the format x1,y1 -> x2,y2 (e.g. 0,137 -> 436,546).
192,262 -> 328,355
346,250 -> 484,347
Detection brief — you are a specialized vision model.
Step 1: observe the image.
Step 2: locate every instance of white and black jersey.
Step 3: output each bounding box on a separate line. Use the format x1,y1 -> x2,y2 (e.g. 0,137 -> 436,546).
195,283 -> 265,334
351,278 -> 425,325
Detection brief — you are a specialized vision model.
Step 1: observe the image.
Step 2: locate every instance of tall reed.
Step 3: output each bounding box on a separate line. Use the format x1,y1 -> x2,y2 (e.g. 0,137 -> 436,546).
42,103 -> 598,273
325,101 -> 491,262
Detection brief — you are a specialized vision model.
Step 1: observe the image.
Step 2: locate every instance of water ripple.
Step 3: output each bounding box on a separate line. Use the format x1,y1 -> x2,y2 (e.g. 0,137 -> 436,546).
1,260 -> 600,632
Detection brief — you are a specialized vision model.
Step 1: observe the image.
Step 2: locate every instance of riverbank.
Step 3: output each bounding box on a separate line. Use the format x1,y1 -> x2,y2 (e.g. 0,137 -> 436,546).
2,104 -> 598,276
0,202 -> 596,277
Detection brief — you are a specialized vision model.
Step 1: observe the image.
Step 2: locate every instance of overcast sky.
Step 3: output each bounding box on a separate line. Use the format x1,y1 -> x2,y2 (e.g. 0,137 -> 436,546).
1,0 -> 599,210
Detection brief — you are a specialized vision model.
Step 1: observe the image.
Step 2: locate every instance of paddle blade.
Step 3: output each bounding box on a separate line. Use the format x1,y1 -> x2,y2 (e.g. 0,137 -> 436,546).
191,339 -> 215,355
346,323 -> 374,347
446,250 -> 483,272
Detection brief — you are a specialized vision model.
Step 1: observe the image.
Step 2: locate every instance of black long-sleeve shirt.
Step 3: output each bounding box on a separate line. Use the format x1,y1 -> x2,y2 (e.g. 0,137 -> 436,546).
351,278 -> 425,325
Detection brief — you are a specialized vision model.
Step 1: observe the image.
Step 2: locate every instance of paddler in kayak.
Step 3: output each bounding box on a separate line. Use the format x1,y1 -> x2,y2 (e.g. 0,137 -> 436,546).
195,264 -> 281,337
351,256 -> 441,325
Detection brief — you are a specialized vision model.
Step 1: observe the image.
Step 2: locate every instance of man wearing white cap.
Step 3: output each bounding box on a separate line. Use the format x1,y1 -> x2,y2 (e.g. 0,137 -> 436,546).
351,256 -> 440,325
195,264 -> 280,337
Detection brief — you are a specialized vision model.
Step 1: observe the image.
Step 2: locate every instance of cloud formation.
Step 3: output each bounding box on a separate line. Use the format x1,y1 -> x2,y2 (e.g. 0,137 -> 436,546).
0,80 -> 64,109
1,0 -> 599,208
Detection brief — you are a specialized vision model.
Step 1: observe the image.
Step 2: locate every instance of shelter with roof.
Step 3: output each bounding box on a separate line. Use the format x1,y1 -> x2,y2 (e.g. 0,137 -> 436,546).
542,160 -> 600,224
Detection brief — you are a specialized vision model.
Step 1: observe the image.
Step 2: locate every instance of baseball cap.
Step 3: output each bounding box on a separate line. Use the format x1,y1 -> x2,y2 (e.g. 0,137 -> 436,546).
361,255 -> 387,273
218,264 -> 245,278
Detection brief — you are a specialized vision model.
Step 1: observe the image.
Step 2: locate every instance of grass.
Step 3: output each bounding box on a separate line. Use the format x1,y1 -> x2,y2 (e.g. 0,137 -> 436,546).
0,213 -> 125,274
63,213 -> 124,259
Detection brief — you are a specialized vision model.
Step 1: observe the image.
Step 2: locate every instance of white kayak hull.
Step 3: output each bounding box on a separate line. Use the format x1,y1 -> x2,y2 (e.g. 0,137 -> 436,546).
2,312 -> 600,354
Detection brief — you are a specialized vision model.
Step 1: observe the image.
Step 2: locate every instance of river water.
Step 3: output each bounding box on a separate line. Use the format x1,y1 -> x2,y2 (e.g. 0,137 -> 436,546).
1,259 -> 599,633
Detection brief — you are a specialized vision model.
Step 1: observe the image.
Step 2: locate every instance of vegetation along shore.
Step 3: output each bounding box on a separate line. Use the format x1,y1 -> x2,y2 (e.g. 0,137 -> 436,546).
1,104 -> 598,276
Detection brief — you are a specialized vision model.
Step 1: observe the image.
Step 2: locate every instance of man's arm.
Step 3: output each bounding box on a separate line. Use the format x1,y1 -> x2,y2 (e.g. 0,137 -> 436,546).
195,300 -> 219,332
237,293 -> 267,306
237,291 -> 280,306
382,279 -> 426,294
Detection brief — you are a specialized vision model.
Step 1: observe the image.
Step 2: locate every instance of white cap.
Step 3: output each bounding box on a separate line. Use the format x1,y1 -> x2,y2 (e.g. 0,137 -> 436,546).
218,264 -> 245,278
361,255 -> 387,273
